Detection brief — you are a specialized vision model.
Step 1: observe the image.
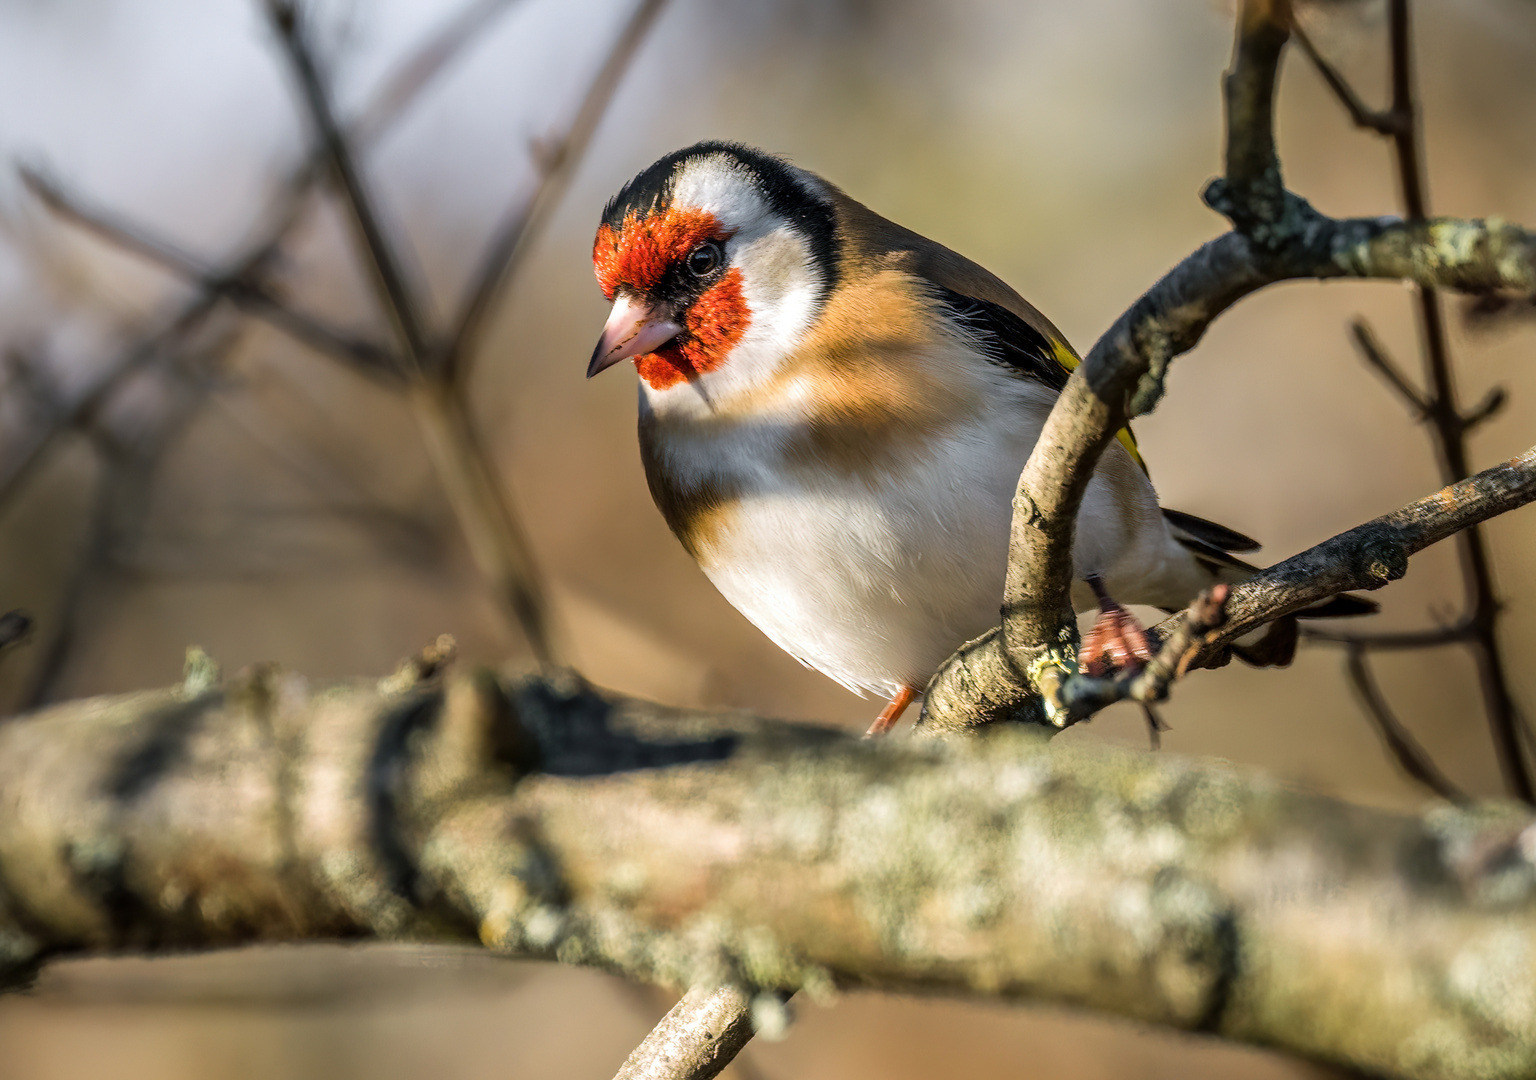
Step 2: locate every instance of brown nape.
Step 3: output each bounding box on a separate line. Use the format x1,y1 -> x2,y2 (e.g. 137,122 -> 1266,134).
823,186 -> 1074,351
865,685 -> 918,737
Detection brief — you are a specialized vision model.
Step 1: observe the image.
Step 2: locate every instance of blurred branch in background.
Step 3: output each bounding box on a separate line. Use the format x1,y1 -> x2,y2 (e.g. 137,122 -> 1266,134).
10,0 -> 669,689
1295,0 -> 1534,804
0,610 -> 30,656
20,326 -> 241,708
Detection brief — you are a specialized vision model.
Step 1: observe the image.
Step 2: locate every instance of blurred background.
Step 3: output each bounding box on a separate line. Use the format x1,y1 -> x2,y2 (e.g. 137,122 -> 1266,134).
1,0 -> 1534,1076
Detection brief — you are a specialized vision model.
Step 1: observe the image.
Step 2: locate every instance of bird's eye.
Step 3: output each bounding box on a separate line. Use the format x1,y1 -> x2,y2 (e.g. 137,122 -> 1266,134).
686,242 -> 722,277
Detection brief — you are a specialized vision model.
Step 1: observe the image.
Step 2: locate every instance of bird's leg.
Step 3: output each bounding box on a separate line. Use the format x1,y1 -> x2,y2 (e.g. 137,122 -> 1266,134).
1081,574 -> 1155,678
864,685 -> 918,738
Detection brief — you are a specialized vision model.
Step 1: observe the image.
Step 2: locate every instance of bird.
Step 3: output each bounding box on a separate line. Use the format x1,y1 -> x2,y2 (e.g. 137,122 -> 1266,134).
587,141 -> 1371,736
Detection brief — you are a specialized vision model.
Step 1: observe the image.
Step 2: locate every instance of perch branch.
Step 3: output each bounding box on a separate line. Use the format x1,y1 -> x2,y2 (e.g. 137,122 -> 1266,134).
1157,446 -> 1536,661
923,0 -> 1536,735
1,668 -> 1534,1080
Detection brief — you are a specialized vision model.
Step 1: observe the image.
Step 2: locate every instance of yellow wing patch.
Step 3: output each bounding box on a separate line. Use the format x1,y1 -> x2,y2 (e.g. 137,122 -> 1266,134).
1050,339 -> 1149,477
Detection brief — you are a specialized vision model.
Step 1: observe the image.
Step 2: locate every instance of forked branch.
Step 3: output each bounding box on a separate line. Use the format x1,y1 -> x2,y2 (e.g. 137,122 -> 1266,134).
922,0 -> 1536,737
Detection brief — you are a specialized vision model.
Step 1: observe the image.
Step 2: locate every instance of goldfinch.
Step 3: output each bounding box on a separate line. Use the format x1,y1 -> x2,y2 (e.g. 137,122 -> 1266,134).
588,142 -> 1369,734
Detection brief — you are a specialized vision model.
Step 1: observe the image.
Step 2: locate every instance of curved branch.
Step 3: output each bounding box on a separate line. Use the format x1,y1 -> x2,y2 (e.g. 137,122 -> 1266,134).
1343,644 -> 1465,802
925,444 -> 1536,734
928,0 -> 1536,731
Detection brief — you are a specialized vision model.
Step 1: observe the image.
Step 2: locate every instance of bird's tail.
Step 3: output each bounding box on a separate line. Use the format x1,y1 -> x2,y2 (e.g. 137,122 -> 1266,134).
1161,507 -> 1377,668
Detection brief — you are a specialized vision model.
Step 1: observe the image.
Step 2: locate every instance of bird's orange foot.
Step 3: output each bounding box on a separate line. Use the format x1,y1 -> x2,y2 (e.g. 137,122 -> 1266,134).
1081,575 -> 1155,678
864,685 -> 918,738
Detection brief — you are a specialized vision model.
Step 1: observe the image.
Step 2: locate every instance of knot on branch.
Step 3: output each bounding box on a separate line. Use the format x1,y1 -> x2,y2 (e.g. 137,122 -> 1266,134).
918,627 -> 1052,736
1123,324 -> 1174,419
1350,527 -> 1410,589
1202,179 -> 1327,258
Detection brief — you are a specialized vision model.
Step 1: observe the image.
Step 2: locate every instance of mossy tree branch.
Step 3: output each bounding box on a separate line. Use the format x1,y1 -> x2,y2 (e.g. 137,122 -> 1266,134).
2,667 -> 1536,1080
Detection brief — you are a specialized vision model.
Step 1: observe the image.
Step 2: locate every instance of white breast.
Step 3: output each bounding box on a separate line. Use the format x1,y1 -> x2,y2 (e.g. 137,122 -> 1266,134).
656,367 -> 1177,699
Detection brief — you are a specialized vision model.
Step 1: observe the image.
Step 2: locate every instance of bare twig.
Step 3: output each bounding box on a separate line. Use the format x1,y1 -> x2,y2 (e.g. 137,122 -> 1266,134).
264,0 -> 433,371
0,292 -> 223,509
1344,644 -> 1465,801
1293,22 -> 1408,136
21,169 -> 398,376
351,0 -> 528,144
612,984 -> 758,1080
1386,0 -> 1531,803
441,0 -> 671,385
409,382 -> 557,665
261,0 -> 569,664
1350,318 -> 1429,418
1302,622 -> 1475,650
3,0 -> 510,511
1169,446 -> 1536,663
21,334 -> 234,710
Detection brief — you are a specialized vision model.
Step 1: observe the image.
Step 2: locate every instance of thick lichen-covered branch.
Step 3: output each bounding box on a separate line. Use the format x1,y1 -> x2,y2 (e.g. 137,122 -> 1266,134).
1,666 -> 1534,1080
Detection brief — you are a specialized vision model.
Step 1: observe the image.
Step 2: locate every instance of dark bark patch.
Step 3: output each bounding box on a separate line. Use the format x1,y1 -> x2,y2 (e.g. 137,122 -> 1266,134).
106,692 -> 221,803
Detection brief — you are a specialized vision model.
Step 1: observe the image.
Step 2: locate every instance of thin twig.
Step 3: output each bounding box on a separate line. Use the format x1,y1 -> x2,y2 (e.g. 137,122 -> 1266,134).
1461,386 -> 1508,430
1168,446 -> 1536,665
441,0 -> 671,385
0,292 -> 223,509
1140,704 -> 1168,751
1343,644 -> 1465,800
1302,621 -> 1474,649
21,170 -> 397,375
264,1 -> 433,370
262,0 -> 568,664
1293,22 -> 1408,136
351,0 -> 528,144
1391,0 -> 1531,803
1059,586 -> 1229,723
612,984 -> 759,1080
1349,318 -> 1429,418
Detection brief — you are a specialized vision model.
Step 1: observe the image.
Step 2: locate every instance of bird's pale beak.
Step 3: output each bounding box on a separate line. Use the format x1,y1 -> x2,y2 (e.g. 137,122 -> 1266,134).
588,295 -> 683,378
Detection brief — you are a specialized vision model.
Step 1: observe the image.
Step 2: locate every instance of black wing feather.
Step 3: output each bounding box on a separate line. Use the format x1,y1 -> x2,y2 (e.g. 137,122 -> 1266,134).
932,285 -> 1068,392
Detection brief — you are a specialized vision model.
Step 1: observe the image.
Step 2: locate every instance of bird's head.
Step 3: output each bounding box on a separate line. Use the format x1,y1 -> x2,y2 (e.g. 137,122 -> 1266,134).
588,142 -> 838,404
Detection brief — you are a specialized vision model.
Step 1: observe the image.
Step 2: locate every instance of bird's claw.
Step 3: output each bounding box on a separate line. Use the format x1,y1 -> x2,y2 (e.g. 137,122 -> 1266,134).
1081,582 -> 1155,678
